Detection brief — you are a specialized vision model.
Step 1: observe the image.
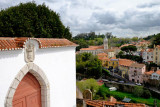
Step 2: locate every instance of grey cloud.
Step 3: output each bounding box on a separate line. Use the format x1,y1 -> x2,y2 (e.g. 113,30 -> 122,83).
92,12 -> 118,25
137,2 -> 160,8
91,9 -> 160,32
120,11 -> 160,31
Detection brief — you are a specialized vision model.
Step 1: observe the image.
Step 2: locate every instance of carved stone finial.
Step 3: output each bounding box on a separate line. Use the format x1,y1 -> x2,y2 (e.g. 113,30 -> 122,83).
25,42 -> 35,63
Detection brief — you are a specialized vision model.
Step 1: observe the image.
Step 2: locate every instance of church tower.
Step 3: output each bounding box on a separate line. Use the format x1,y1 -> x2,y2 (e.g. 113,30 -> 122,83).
104,35 -> 108,50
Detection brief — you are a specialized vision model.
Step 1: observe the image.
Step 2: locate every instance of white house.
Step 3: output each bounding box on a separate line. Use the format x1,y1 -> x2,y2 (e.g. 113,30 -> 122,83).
151,71 -> 160,80
142,49 -> 153,63
0,37 -> 77,107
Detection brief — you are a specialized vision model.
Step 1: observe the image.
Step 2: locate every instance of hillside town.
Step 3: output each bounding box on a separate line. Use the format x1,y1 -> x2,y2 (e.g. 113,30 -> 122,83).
78,35 -> 160,85
76,34 -> 160,107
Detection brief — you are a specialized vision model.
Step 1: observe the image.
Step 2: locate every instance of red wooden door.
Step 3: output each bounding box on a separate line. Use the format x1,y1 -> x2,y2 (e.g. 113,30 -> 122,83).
13,73 -> 41,107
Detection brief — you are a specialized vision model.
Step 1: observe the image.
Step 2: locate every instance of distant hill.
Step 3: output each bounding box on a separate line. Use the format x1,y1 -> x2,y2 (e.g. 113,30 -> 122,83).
143,34 -> 156,41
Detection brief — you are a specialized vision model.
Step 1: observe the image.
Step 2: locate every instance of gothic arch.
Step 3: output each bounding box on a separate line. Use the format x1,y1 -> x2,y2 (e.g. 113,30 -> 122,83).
5,63 -> 50,107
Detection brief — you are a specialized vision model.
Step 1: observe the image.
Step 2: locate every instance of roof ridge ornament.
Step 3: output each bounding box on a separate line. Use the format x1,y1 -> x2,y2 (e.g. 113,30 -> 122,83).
24,41 -> 35,63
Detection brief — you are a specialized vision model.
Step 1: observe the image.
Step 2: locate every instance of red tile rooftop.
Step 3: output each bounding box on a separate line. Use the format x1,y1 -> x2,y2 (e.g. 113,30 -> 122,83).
85,100 -> 146,107
118,59 -> 135,67
144,71 -> 154,75
0,37 -> 78,51
80,46 -> 104,51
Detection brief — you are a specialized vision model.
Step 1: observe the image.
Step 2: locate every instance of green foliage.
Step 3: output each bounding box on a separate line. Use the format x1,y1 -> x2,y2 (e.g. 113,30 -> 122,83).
152,33 -> 160,46
0,2 -> 72,39
96,85 -> 109,100
73,39 -> 89,51
133,86 -> 143,97
132,37 -> 139,42
102,69 -> 110,76
116,54 -> 143,63
76,53 -> 102,79
146,62 -> 157,71
76,78 -> 100,96
100,85 -> 159,106
144,34 -> 156,40
142,90 -> 151,99
121,45 -> 137,55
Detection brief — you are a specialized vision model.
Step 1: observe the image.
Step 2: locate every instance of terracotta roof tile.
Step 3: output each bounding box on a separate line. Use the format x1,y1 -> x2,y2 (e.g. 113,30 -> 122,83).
130,63 -> 145,68
98,57 -> 109,61
155,45 -> 160,49
120,44 -> 134,48
80,46 -> 104,51
97,52 -> 107,56
106,49 -> 114,52
85,100 -> 146,107
144,71 -> 154,75
111,56 -> 116,59
0,37 -> 77,51
119,59 -> 135,67
156,70 -> 160,75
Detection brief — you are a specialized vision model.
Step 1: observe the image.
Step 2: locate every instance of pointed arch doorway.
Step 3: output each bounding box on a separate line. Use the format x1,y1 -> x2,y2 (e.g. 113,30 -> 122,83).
13,72 -> 41,107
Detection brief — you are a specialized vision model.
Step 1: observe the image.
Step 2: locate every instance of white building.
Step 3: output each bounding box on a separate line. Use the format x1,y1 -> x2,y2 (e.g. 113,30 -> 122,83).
151,71 -> 160,80
80,46 -> 104,55
142,49 -> 153,63
80,36 -> 108,55
0,37 -> 77,107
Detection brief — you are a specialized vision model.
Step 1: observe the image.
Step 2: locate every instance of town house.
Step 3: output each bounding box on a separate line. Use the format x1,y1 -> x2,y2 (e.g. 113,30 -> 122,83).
129,63 -> 146,83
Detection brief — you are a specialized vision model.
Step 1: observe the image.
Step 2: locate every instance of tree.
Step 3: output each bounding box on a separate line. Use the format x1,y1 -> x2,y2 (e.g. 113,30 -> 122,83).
74,39 -> 89,51
133,86 -> 143,97
152,33 -> 160,46
0,2 -> 72,39
142,90 -> 151,98
121,45 -> 137,55
76,78 -> 100,96
132,37 -> 139,42
76,53 -> 102,79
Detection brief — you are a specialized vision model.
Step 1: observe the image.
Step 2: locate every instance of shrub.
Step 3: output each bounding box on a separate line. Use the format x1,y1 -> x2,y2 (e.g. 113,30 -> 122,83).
142,90 -> 151,98
133,86 -> 143,97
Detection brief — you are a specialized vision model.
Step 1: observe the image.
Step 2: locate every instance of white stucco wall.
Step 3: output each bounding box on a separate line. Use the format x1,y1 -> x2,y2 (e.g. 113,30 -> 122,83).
0,40 -> 76,107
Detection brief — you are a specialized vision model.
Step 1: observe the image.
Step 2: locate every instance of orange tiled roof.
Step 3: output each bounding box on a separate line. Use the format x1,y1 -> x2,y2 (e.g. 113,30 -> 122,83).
147,49 -> 153,52
80,46 -> 104,51
106,49 -> 114,52
155,45 -> 160,49
119,59 -> 135,67
130,63 -> 145,68
0,37 -> 77,51
142,49 -> 153,52
144,71 -> 154,75
120,44 -> 134,48
111,47 -> 120,50
98,57 -> 109,61
97,52 -> 107,56
156,70 -> 160,75
111,56 -> 116,59
85,100 -> 146,107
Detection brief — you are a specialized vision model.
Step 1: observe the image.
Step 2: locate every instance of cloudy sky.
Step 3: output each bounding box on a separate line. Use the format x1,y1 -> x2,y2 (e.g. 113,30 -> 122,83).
0,0 -> 160,37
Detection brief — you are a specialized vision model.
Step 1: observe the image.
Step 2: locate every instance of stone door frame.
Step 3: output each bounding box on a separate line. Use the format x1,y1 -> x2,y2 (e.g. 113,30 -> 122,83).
5,63 -> 50,107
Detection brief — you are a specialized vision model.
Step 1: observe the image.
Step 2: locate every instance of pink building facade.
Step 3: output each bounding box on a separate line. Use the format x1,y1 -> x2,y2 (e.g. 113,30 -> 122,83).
129,63 -> 146,83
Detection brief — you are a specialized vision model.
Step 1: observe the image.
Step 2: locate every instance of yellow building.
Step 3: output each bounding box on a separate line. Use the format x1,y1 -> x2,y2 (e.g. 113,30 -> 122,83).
153,45 -> 160,65
107,57 -> 119,69
118,59 -> 135,78
97,53 -> 109,67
